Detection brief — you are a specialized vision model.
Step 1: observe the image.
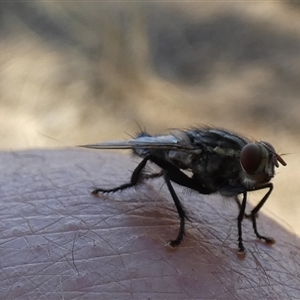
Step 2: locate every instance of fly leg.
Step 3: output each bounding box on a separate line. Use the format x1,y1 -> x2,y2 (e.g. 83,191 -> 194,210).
164,173 -> 187,247
149,156 -> 212,195
237,192 -> 247,254
234,196 -> 251,219
146,155 -> 213,246
249,183 -> 275,244
93,154 -> 212,246
93,153 -> 212,195
91,155 -> 151,194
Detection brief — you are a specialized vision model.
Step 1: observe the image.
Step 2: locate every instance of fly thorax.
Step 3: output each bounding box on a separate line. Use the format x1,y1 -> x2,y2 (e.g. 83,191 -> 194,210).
168,150 -> 193,169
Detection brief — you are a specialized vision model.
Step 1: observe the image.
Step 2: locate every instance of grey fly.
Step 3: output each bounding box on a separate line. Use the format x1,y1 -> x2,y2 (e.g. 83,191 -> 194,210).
80,127 -> 287,253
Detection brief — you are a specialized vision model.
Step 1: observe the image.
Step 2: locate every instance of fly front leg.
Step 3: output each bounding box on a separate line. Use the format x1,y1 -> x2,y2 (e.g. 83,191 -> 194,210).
249,183 -> 275,244
237,192 -> 247,254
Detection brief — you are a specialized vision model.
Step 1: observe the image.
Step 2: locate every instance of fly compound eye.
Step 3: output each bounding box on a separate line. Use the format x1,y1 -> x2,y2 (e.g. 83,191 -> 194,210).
240,143 -> 262,174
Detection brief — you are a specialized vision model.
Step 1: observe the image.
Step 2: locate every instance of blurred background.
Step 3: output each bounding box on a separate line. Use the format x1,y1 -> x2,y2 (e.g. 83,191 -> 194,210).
1,2 -> 299,235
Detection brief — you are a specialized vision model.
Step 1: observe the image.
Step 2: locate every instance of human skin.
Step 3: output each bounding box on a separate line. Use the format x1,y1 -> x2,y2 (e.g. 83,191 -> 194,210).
0,149 -> 299,299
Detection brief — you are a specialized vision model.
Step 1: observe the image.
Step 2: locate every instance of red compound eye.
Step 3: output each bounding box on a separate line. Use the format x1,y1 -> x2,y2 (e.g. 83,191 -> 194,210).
240,143 -> 262,174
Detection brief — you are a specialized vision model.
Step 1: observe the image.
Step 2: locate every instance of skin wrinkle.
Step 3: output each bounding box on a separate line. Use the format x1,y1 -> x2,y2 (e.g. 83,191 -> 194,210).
0,150 -> 299,299
251,252 -> 271,286
80,231 -> 129,269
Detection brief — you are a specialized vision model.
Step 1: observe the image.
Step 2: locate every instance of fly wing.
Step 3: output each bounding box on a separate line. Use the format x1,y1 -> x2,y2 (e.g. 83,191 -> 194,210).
79,132 -> 199,152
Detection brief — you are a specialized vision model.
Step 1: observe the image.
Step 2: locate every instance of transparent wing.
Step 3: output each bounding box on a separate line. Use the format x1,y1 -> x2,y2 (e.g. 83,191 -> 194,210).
79,133 -> 199,152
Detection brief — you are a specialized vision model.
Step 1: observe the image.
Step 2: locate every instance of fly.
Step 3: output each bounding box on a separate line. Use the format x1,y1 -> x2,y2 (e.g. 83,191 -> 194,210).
80,127 -> 287,254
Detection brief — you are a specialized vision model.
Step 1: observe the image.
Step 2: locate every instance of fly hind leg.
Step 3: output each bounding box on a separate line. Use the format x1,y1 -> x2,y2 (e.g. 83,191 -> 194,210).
92,156 -> 151,194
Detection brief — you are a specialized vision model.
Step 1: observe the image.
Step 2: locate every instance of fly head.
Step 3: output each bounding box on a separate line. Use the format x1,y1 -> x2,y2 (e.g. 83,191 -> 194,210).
240,141 -> 286,188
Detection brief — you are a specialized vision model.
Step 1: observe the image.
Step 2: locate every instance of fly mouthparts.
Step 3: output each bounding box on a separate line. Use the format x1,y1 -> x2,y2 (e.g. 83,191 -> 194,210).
276,153 -> 287,166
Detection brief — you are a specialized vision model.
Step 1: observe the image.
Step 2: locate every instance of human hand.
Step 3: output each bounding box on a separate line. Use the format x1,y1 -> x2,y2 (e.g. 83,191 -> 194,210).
0,149 -> 298,299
